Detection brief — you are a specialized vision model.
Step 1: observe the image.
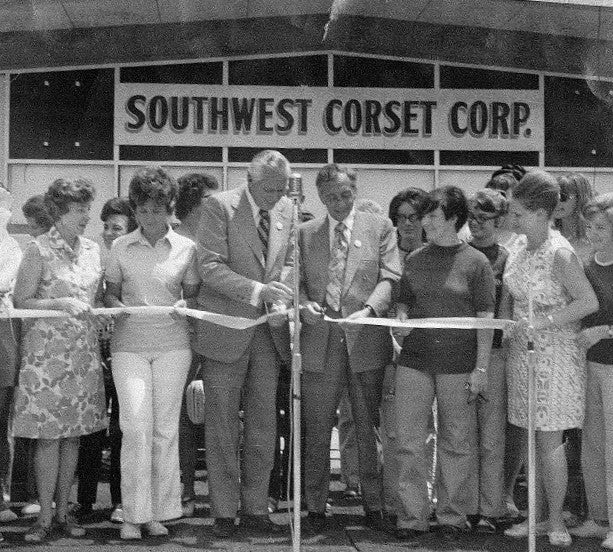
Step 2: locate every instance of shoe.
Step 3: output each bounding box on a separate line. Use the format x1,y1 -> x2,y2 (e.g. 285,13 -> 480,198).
24,522 -> 53,543
602,531 -> 613,549
466,514 -> 481,530
143,520 -> 168,537
110,504 -> 124,524
21,502 -> 41,516
239,514 -> 285,534
343,487 -> 360,498
395,527 -> 426,543
549,528 -> 572,547
439,524 -> 462,541
212,517 -> 236,538
364,510 -> 385,531
477,516 -> 502,534
267,497 -> 278,514
504,519 -> 548,537
120,521 -> 142,540
505,498 -> 521,519
182,499 -> 195,518
55,514 -> 86,537
570,519 -> 609,538
305,512 -> 326,534
0,507 -> 17,522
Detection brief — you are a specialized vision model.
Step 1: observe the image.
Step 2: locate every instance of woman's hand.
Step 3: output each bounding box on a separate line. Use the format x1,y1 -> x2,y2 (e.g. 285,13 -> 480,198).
392,304 -> 412,340
171,299 -> 187,321
54,297 -> 91,316
578,326 -> 606,350
467,368 -> 488,404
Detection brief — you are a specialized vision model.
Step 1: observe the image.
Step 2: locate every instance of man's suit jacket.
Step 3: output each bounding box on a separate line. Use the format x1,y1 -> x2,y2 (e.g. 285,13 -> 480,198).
298,211 -> 401,373
194,186 -> 293,364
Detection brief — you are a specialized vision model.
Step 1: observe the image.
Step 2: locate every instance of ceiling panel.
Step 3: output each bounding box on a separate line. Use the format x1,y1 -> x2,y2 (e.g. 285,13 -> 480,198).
61,0 -> 160,28
157,0 -> 249,23
0,0 -> 611,41
248,0 -> 333,18
0,0 -> 70,32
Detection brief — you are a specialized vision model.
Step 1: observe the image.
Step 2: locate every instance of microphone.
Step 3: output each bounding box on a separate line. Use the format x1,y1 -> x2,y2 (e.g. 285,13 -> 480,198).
288,173 -> 303,202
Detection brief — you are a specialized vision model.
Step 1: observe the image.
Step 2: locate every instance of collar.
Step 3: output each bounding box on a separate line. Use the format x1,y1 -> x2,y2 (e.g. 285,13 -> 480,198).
125,226 -> 179,248
327,207 -> 356,233
47,225 -> 88,255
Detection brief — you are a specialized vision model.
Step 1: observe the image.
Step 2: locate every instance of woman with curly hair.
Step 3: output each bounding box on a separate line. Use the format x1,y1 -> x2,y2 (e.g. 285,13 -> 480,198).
104,166 -> 200,540
12,178 -> 107,542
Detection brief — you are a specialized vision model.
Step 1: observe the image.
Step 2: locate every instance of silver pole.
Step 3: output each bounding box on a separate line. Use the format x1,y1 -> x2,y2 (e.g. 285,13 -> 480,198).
288,173 -> 303,552
527,292 -> 537,552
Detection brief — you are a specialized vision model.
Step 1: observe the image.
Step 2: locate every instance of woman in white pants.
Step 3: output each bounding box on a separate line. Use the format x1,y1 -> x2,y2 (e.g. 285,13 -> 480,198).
104,167 -> 200,540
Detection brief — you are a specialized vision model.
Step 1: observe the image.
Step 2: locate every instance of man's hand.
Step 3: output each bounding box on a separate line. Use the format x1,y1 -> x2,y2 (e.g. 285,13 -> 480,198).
267,300 -> 289,328
261,281 -> 293,304
301,301 -> 324,325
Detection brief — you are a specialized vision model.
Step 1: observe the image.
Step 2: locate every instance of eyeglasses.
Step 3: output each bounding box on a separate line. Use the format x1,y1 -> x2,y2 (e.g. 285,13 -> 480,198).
468,212 -> 500,224
397,213 -> 419,224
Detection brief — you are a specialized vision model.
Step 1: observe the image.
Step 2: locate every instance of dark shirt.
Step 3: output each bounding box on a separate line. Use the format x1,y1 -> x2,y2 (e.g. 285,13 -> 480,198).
582,257 -> 613,365
397,242 -> 495,374
469,241 -> 509,348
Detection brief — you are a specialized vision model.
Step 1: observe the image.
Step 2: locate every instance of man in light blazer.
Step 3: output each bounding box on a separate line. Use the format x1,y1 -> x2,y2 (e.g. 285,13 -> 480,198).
194,150 -> 293,537
299,163 -> 401,533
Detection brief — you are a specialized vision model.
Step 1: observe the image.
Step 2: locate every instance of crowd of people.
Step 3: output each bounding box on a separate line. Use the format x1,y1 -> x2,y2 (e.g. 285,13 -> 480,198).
0,150 -> 611,549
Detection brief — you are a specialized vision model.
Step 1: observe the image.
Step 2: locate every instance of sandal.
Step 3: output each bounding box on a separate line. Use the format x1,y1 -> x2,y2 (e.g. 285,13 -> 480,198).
55,514 -> 86,538
24,522 -> 53,543
548,529 -> 572,547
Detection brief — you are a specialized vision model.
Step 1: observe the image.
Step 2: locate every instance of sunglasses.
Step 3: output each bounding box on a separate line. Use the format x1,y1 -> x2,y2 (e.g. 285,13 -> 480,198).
468,212 -> 500,224
397,213 -> 420,224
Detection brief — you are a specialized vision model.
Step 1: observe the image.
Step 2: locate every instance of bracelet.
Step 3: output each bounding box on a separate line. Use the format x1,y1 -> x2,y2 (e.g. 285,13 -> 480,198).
475,366 -> 487,374
547,314 -> 555,326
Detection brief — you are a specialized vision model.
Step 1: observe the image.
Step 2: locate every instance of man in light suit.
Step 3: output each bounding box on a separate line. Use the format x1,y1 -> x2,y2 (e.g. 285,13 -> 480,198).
299,163 -> 401,533
194,150 -> 293,537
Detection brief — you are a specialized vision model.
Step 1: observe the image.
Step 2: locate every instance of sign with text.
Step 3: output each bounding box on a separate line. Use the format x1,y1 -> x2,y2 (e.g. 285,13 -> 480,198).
115,84 -> 544,151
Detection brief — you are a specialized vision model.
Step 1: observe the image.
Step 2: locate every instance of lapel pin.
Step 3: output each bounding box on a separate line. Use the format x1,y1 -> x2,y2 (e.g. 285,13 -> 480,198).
354,240 -> 362,248
276,222 -> 283,230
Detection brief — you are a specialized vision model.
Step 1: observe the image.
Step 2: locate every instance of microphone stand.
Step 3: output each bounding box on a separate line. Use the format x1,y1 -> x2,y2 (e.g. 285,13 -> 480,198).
288,174 -> 303,552
527,291 -> 536,552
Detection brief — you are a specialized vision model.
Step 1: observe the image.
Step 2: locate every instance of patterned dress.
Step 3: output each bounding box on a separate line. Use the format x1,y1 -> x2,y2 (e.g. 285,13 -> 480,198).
12,227 -> 108,439
504,232 -> 585,431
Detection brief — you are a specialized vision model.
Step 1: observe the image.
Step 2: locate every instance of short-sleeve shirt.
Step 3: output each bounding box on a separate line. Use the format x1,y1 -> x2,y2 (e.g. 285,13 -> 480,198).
105,227 -> 200,353
397,242 -> 495,374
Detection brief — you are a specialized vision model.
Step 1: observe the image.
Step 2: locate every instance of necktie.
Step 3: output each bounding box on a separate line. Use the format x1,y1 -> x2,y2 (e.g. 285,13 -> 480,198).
326,222 -> 348,311
258,209 -> 270,261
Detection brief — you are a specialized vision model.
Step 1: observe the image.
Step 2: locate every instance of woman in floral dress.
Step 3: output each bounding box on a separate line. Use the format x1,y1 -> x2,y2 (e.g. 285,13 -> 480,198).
501,170 -> 598,547
12,178 -> 107,542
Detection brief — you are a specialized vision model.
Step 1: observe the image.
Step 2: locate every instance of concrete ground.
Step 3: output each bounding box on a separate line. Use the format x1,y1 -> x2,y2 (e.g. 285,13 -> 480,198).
0,430 -> 602,551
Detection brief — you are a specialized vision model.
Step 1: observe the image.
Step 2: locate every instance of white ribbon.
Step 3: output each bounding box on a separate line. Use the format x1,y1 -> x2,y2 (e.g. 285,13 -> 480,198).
325,315 -> 514,330
0,306 -> 513,331
0,306 -> 269,330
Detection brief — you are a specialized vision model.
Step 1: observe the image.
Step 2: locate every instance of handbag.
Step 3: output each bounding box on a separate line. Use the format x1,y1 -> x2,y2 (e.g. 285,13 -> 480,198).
185,379 -> 205,425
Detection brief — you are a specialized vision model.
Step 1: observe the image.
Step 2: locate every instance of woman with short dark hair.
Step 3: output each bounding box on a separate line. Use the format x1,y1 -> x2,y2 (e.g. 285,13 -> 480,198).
12,178 -> 107,542
393,185 -> 496,542
104,166 -> 200,540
